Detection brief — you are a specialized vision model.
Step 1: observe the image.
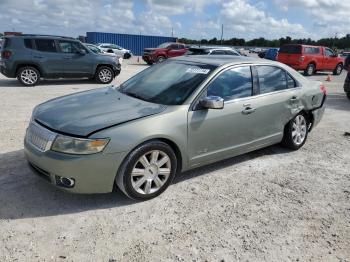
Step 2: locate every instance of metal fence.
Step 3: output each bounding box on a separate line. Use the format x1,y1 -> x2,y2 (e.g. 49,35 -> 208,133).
86,32 -> 177,56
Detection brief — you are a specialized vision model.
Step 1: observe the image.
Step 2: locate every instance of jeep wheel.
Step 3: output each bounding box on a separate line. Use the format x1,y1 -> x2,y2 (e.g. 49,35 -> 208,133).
304,63 -> 315,76
17,66 -> 40,86
333,63 -> 343,75
96,66 -> 114,84
157,56 -> 166,63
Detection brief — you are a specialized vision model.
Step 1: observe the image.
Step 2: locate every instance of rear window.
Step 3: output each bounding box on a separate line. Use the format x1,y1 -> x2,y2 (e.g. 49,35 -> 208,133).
35,39 -> 57,52
24,39 -> 34,49
279,45 -> 302,54
3,38 -> 11,49
304,47 -> 320,54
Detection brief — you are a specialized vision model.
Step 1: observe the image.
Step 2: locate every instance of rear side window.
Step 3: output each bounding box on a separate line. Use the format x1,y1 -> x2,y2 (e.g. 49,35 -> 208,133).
279,45 -> 302,54
207,66 -> 252,101
24,39 -> 33,49
304,47 -> 320,54
257,66 -> 288,94
35,39 -> 57,52
287,74 -> 297,88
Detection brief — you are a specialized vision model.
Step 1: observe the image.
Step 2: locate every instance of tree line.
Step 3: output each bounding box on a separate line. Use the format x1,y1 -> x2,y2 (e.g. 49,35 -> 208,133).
178,36 -> 350,49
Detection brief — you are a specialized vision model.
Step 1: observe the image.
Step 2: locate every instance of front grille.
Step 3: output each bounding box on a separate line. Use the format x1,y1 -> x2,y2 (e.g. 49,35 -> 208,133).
26,122 -> 56,152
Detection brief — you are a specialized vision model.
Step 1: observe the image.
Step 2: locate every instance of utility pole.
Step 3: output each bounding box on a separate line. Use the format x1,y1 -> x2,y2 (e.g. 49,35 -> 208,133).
220,24 -> 224,45
171,27 -> 174,38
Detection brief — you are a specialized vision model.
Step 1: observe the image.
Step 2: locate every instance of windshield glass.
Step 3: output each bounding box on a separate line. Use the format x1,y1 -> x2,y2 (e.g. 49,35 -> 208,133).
119,61 -> 216,105
157,43 -> 171,49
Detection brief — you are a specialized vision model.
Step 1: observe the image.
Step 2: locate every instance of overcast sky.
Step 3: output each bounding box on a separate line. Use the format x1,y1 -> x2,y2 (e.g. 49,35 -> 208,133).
0,0 -> 349,40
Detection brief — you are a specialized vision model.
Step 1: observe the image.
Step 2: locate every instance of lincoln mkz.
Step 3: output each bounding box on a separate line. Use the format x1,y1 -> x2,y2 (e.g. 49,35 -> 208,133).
24,56 -> 326,200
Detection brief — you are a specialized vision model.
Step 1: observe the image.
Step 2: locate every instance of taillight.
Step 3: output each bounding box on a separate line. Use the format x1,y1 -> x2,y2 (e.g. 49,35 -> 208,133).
298,55 -> 305,62
1,51 -> 12,59
320,84 -> 327,95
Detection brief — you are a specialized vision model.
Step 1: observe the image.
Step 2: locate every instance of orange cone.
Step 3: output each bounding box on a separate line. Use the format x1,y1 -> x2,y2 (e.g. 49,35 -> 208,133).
326,74 -> 332,82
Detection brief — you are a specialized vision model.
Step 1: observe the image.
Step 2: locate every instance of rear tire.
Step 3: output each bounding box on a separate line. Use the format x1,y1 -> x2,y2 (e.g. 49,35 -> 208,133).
333,63 -> 343,75
123,53 -> 131,59
304,63 -> 315,76
95,66 -> 114,84
116,140 -> 177,200
282,113 -> 309,150
17,66 -> 40,86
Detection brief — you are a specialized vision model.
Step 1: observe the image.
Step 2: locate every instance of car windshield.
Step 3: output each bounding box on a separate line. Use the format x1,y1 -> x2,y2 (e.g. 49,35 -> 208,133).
157,43 -> 171,48
119,61 -> 216,105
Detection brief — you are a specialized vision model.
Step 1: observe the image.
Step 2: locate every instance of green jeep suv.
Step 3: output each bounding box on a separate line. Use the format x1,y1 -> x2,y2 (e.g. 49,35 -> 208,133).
0,34 -> 121,86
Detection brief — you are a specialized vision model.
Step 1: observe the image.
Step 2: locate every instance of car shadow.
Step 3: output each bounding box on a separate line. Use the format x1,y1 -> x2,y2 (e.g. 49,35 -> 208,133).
0,145 -> 290,220
325,93 -> 350,111
0,78 -> 109,88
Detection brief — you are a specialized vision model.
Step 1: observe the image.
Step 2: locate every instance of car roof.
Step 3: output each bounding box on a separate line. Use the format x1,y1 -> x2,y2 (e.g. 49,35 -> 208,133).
4,34 -> 77,40
172,55 -> 261,66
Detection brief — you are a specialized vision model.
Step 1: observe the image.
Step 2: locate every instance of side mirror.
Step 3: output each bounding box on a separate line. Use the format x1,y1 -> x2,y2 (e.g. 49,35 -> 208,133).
78,49 -> 87,55
199,96 -> 224,110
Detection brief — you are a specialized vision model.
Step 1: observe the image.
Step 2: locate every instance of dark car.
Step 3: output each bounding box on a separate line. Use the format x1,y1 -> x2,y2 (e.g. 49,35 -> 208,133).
187,47 -> 241,56
0,34 -> 121,86
264,48 -> 279,61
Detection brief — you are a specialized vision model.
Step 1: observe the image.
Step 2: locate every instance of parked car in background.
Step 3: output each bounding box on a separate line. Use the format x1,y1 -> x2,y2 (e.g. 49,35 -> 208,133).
24,56 -> 326,200
258,50 -> 266,58
264,48 -> 279,61
249,47 -> 262,53
97,43 -> 132,59
142,42 -> 187,65
85,43 -> 123,64
187,46 -> 241,56
278,44 -> 344,76
0,34 -> 121,86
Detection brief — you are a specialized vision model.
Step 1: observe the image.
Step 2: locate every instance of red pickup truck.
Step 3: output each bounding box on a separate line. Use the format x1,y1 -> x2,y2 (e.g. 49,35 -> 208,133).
277,44 -> 344,76
142,42 -> 187,65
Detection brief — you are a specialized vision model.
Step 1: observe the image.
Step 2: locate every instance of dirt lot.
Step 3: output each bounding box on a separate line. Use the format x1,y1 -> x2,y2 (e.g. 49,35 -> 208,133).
0,57 -> 349,261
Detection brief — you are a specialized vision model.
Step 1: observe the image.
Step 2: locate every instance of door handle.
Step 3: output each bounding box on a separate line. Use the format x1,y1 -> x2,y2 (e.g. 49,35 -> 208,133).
242,107 -> 256,115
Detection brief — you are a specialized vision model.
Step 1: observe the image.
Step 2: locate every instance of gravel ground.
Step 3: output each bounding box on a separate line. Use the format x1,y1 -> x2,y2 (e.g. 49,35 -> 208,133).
0,58 -> 349,261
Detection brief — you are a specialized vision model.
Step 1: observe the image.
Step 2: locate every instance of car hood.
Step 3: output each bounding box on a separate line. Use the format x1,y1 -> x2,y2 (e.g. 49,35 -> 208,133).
33,86 -> 166,137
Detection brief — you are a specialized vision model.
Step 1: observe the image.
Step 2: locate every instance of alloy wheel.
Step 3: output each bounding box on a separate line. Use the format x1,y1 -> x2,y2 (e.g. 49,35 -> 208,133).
99,69 -> 112,83
20,69 -> 38,85
131,150 -> 171,195
292,115 -> 307,145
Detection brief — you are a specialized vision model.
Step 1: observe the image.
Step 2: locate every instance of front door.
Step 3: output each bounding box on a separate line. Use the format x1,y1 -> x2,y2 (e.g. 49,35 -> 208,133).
188,66 -> 256,166
57,40 -> 93,77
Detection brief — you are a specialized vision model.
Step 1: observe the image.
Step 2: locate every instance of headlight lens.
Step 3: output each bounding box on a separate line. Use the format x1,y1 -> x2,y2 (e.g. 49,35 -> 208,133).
51,135 -> 110,155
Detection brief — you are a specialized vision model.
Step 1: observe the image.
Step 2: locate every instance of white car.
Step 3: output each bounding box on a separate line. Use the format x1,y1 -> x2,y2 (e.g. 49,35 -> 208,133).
85,44 -> 123,64
97,43 -> 132,59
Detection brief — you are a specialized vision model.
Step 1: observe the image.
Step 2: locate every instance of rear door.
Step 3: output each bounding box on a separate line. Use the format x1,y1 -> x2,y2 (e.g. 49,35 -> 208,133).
32,39 -> 63,76
167,44 -> 186,58
57,40 -> 94,77
252,65 -> 301,140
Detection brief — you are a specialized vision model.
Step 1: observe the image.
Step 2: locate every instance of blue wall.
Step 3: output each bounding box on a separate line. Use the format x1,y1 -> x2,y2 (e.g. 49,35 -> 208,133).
86,32 -> 177,56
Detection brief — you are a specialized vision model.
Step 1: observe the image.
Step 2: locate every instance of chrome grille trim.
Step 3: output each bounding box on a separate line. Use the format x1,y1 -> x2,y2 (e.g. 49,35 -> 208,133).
26,121 -> 57,152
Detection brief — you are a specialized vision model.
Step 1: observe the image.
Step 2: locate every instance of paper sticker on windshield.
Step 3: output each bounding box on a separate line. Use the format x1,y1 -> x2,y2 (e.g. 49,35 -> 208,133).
186,68 -> 210,74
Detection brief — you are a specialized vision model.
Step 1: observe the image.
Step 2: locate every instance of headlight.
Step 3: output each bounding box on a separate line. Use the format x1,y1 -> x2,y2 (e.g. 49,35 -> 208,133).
51,135 -> 110,155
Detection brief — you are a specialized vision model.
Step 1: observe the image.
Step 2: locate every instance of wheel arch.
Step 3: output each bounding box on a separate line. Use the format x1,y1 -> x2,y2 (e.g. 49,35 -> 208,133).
15,63 -> 43,76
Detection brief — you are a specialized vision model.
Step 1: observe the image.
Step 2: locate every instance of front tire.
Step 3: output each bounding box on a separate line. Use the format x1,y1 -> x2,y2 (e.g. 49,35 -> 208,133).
333,63 -> 343,75
304,63 -> 315,76
116,141 -> 177,200
282,113 -> 309,150
156,56 -> 166,63
17,66 -> 40,86
95,66 -> 114,84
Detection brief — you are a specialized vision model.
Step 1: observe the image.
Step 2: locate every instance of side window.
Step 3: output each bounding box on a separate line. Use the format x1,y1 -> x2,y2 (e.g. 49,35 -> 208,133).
207,66 -> 252,101
325,48 -> 334,57
304,47 -> 320,54
225,50 -> 239,56
35,39 -> 57,52
58,41 -> 82,53
178,44 -> 185,49
286,73 -> 296,89
24,39 -> 33,49
257,66 -> 287,94
170,44 -> 178,50
211,50 -> 226,55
